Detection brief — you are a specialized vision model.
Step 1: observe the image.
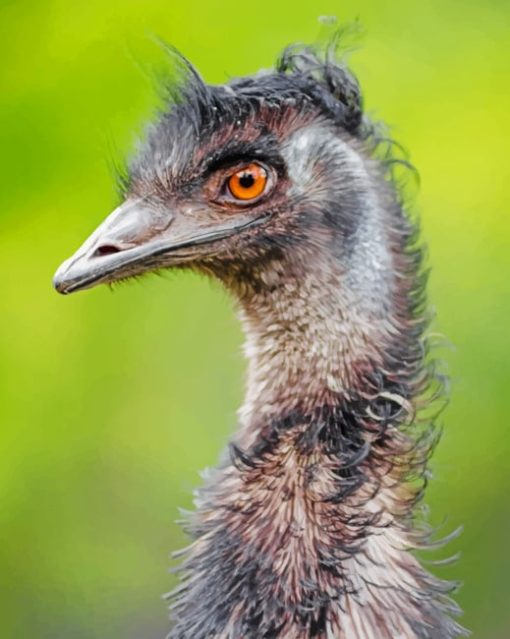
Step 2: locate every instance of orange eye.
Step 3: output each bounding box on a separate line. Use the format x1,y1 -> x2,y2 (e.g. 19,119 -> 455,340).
227,163 -> 268,201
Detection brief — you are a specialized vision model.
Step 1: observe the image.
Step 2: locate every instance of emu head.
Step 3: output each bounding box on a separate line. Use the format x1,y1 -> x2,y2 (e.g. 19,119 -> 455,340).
54,45 -> 394,303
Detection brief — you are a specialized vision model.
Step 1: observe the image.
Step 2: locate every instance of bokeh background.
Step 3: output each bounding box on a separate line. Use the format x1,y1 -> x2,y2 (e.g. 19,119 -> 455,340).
1,0 -> 508,637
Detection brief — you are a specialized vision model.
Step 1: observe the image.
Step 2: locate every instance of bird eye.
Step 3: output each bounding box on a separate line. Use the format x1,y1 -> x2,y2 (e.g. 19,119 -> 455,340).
227,163 -> 268,201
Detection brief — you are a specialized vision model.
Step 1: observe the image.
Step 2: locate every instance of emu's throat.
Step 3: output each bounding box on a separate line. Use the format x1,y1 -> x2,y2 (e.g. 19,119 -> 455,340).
235,248 -> 395,445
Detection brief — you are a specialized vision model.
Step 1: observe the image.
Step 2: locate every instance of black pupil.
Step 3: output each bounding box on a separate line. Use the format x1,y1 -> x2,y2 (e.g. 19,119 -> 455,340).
239,172 -> 255,189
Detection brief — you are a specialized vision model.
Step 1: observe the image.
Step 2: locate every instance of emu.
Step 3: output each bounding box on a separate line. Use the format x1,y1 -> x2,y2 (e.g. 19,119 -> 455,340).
54,41 -> 467,639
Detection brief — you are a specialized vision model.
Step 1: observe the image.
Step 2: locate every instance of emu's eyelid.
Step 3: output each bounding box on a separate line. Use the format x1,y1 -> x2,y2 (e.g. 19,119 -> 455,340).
205,153 -> 270,175
204,141 -> 285,175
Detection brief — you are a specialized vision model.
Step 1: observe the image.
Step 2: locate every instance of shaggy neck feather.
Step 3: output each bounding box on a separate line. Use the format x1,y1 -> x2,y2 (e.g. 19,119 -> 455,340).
236,250 -> 393,447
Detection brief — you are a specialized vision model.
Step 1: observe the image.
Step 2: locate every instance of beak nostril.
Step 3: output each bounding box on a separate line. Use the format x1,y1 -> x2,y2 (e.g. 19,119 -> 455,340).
92,244 -> 123,258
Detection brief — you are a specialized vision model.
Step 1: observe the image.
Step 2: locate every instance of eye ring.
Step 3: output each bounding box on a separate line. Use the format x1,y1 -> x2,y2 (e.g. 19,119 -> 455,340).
227,163 -> 268,201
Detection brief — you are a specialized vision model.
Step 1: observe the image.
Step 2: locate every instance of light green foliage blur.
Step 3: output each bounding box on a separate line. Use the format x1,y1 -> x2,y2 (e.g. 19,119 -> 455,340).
0,0 -> 508,637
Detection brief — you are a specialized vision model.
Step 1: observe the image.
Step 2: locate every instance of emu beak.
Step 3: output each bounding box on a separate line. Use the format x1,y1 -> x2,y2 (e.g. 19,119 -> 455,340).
53,199 -> 266,294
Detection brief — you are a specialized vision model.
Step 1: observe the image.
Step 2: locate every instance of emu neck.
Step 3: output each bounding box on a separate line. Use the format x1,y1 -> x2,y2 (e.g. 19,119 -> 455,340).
170,244 -> 465,638
236,250 -> 393,446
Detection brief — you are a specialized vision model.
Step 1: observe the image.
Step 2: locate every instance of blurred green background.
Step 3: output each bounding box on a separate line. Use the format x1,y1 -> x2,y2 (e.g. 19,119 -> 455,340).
1,0 -> 508,637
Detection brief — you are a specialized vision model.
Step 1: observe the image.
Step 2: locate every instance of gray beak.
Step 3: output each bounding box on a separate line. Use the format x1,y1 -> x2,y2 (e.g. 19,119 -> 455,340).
53,199 -> 268,294
53,199 -> 175,294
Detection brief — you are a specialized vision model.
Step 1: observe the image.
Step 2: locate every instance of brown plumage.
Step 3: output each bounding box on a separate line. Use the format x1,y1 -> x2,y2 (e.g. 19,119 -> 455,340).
54,38 -> 467,639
